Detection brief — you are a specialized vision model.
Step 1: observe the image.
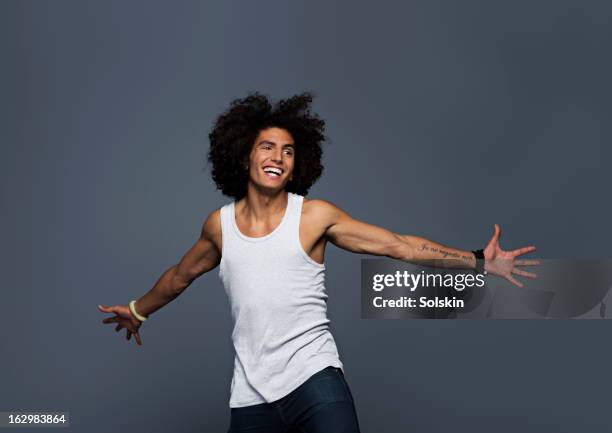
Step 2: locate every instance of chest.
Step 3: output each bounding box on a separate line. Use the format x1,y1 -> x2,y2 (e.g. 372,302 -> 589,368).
212,205 -> 328,261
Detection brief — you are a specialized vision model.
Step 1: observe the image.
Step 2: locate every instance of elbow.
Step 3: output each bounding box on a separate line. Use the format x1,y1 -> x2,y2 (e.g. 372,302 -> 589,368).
388,236 -> 414,261
170,267 -> 193,296
174,276 -> 192,294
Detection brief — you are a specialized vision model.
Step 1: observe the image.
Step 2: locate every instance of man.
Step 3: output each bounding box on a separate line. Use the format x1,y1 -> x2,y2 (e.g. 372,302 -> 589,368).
98,92 -> 537,432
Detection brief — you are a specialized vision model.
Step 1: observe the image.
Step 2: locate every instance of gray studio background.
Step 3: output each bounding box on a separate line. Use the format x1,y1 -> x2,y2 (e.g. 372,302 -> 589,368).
2,1 -> 611,432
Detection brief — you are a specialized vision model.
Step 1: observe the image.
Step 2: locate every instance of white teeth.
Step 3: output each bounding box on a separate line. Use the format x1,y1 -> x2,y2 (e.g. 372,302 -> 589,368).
263,167 -> 282,176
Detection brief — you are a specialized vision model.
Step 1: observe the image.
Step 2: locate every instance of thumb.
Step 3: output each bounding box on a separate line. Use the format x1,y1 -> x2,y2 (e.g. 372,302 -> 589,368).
493,224 -> 501,242
486,224 -> 501,249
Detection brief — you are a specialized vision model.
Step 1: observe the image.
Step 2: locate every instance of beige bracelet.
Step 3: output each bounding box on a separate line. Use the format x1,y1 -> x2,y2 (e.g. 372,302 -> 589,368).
129,300 -> 148,322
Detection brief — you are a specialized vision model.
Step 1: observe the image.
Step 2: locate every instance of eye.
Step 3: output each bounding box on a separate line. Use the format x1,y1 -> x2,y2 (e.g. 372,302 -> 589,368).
284,148 -> 294,156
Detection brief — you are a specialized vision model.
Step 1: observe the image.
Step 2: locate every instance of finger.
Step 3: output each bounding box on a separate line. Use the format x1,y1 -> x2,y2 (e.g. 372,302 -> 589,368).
98,304 -> 111,313
486,224 -> 501,247
506,275 -> 524,288
126,330 -> 132,341
115,324 -> 123,332
134,332 -> 143,346
512,268 -> 538,279
99,304 -> 121,315
511,246 -> 536,257
492,224 -> 501,242
102,317 -> 119,324
515,259 -> 541,266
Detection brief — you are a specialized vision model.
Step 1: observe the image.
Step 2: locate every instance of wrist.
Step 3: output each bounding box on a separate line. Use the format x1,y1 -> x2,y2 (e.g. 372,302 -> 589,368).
471,249 -> 487,275
129,313 -> 143,326
129,300 -> 148,323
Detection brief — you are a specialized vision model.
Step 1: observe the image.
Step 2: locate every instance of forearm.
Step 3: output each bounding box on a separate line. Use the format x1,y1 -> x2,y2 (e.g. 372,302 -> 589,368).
133,265 -> 191,318
395,234 -> 477,270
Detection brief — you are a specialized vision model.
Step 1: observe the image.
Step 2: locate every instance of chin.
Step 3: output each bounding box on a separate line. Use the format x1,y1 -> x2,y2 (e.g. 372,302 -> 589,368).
251,179 -> 289,194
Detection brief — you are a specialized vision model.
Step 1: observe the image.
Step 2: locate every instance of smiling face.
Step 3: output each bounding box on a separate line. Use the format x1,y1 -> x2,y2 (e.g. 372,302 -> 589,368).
246,127 -> 295,193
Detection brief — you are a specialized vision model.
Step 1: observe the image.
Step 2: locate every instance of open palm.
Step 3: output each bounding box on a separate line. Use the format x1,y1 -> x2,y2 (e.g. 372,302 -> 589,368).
483,224 -> 539,288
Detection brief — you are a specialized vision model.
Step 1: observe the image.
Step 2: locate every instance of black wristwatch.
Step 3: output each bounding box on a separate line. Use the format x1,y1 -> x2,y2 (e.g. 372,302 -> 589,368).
472,249 -> 487,275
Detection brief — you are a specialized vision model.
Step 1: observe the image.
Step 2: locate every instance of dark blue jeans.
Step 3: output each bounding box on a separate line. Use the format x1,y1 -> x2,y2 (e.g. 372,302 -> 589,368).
227,366 -> 361,433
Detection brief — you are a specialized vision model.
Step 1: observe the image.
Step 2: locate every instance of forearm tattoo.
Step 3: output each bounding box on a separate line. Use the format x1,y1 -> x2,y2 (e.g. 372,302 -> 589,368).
417,243 -> 474,267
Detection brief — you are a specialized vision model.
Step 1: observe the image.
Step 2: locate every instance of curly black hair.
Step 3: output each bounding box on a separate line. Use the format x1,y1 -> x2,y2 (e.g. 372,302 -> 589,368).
207,91 -> 327,199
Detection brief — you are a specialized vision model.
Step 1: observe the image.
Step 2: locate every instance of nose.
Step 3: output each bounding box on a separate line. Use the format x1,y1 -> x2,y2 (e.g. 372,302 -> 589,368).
272,149 -> 283,163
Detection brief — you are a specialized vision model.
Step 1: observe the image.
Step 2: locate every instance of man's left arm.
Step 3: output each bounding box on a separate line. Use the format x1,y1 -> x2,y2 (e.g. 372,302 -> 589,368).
316,200 -> 476,269
314,199 -> 538,287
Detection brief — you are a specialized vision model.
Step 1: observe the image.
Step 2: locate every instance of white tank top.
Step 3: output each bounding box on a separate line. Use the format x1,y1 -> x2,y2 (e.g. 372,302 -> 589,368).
218,192 -> 344,408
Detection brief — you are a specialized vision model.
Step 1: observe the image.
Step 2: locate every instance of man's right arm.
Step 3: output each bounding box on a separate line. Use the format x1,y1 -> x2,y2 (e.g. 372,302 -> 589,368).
132,209 -> 222,319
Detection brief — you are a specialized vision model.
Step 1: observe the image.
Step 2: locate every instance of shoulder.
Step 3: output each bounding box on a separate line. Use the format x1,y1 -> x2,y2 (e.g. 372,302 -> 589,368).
303,197 -> 336,213
201,208 -> 222,240
302,197 -> 347,225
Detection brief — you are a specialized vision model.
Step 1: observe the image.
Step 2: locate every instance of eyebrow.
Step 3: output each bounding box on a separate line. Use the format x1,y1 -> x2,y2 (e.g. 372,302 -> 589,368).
259,140 -> 294,148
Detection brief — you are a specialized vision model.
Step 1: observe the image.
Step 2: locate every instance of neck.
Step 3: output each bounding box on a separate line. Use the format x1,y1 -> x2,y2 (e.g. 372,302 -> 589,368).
240,184 -> 289,221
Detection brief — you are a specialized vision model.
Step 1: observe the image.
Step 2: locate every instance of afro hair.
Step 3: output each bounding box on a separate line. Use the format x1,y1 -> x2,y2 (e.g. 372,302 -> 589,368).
207,91 -> 327,199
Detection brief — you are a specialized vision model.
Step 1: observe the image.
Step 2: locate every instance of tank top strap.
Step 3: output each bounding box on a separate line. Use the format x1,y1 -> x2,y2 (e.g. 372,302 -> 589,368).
282,191 -> 298,223
276,192 -> 300,240
219,201 -> 237,254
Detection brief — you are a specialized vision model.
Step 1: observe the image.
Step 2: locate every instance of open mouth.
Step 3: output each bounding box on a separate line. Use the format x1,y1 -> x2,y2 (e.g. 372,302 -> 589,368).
262,166 -> 283,178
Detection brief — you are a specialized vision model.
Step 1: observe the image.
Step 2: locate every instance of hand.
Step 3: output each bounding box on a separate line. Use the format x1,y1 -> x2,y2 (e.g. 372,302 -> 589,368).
483,224 -> 540,288
98,304 -> 143,345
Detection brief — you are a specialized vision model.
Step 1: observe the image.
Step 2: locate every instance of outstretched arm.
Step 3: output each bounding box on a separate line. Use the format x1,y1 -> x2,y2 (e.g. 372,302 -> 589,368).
99,210 -> 222,345
314,200 -> 538,287
315,200 -> 476,268
133,209 -> 222,318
